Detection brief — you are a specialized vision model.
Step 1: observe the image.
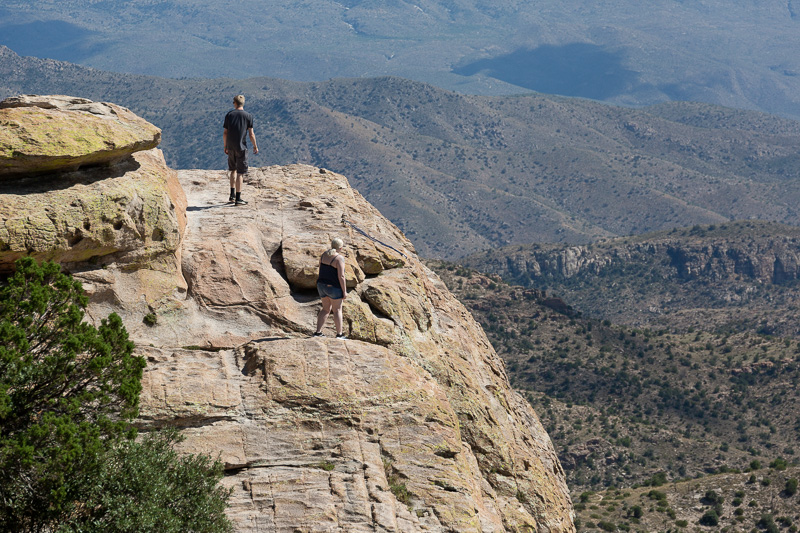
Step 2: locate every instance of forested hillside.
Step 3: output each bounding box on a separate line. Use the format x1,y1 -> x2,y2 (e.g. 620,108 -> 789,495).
426,253 -> 800,532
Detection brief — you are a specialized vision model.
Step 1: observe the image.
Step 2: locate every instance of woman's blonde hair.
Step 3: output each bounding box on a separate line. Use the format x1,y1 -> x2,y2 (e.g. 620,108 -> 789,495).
330,237 -> 344,250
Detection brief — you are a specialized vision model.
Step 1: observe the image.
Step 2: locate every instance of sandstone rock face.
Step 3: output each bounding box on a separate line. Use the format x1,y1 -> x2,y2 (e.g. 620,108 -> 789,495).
129,164 -> 574,532
0,95 -> 185,327
0,95 -> 161,177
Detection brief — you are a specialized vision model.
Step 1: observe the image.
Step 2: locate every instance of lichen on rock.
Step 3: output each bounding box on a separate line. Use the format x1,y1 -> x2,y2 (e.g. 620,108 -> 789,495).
0,95 -> 185,327
0,94 -> 161,177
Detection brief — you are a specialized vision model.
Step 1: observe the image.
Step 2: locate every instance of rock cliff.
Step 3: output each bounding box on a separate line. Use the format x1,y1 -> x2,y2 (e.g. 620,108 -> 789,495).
0,96 -> 574,532
463,221 -> 800,334
465,222 -> 800,290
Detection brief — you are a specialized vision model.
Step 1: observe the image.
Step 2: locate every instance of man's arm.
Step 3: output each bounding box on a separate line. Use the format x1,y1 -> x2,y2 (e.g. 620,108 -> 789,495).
223,128 -> 228,155
248,128 -> 258,155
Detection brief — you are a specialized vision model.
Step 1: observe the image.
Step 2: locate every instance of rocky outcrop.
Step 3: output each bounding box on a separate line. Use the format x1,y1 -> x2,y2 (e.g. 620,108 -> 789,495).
3,96 -> 574,532
0,95 -> 185,320
133,165 -> 574,532
0,95 -> 161,177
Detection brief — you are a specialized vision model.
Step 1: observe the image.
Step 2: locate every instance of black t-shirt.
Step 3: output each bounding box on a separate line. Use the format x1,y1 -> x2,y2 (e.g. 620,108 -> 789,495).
223,108 -> 254,151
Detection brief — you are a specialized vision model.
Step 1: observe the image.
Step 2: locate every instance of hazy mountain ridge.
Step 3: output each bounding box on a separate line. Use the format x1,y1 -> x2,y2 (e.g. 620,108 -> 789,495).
4,0 -> 800,120
4,47 -> 800,260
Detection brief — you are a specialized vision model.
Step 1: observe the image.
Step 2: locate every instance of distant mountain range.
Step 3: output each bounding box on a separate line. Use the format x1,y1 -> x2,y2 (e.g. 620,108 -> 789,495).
2,1 -> 800,119
3,47 -> 800,259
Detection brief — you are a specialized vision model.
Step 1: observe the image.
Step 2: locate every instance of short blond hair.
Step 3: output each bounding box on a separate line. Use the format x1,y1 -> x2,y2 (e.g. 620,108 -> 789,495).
233,94 -> 245,106
331,238 -> 344,250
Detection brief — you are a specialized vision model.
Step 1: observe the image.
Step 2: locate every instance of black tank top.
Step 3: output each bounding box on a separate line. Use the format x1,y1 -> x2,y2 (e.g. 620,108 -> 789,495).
318,255 -> 340,285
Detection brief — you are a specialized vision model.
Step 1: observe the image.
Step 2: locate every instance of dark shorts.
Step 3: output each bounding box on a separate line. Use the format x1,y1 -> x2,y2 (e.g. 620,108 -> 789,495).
227,149 -> 248,174
317,281 -> 344,300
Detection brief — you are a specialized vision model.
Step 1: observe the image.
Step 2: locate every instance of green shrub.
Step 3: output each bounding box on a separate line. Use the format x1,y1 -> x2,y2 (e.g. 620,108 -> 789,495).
62,429 -> 232,532
703,490 -> 723,505
391,482 -> 411,505
628,505 -> 643,519
0,258 -> 144,529
316,461 -> 336,471
785,478 -> 798,496
757,514 -> 779,533
384,457 -> 412,506
0,258 -> 231,532
699,510 -> 719,526
597,520 -> 617,532
769,457 -> 788,471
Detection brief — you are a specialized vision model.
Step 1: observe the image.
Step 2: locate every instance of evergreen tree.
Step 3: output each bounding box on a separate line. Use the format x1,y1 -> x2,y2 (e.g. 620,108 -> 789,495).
0,257 -> 231,532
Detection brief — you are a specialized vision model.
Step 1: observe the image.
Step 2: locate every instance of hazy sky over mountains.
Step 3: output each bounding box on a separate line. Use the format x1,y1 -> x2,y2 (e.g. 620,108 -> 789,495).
1,1 -> 800,117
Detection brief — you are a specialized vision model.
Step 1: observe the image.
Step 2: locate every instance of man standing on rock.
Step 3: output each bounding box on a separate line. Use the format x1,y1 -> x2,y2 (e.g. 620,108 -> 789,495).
223,95 -> 258,205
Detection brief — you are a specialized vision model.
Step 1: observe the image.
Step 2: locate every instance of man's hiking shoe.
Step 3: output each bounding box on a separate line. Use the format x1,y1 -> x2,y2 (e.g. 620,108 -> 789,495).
312,332 -> 324,337
228,195 -> 235,203
235,198 -> 248,206
335,334 -> 347,339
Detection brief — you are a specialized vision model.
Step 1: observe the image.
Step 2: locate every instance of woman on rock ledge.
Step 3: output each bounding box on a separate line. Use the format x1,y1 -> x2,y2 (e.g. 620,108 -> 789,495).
313,238 -> 348,339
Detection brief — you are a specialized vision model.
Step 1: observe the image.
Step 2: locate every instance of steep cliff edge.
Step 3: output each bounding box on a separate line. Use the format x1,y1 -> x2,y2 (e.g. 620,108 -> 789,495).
0,96 -> 574,532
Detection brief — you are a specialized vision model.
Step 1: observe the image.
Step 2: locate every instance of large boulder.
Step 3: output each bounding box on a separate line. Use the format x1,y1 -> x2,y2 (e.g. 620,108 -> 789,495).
0,95 -> 185,322
0,95 -> 161,177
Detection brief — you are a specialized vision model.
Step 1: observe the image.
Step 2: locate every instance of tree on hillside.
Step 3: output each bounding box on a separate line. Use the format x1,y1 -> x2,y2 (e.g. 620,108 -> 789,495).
0,257 -> 231,532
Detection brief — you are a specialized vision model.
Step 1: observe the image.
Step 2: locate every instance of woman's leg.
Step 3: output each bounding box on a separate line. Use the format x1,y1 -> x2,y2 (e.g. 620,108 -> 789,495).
331,298 -> 344,336
316,297 -> 332,333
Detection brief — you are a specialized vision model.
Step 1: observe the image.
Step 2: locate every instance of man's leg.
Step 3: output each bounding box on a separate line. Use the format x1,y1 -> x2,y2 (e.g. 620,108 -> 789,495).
234,172 -> 248,204
234,151 -> 248,204
228,170 -> 236,201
